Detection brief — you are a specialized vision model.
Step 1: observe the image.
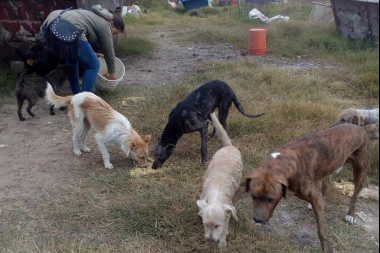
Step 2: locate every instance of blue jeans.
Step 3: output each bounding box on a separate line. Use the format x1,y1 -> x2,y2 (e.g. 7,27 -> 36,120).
66,41 -> 100,94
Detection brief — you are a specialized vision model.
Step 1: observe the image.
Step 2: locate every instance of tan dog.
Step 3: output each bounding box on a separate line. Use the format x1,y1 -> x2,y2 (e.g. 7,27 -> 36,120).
332,108 -> 379,138
197,113 -> 243,248
246,124 -> 379,253
45,83 -> 151,169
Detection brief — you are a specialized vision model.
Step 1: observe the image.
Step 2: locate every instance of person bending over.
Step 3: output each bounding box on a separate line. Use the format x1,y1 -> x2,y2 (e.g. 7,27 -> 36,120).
42,5 -> 125,94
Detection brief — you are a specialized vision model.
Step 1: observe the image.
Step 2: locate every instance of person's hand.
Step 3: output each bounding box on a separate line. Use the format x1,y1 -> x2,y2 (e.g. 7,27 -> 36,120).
96,53 -> 104,58
109,73 -> 116,80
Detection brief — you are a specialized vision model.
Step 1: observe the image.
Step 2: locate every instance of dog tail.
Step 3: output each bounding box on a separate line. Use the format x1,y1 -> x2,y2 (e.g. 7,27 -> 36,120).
232,95 -> 265,119
45,82 -> 72,109
363,124 -> 379,140
211,112 -> 232,147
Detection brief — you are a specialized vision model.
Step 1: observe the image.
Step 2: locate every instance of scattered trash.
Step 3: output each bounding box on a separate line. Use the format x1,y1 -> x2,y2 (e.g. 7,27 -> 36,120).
198,67 -> 205,73
309,2 -> 334,24
122,5 -> 143,18
249,8 -> 290,23
0,144 -> 8,148
168,0 -> 178,9
182,0 -> 209,11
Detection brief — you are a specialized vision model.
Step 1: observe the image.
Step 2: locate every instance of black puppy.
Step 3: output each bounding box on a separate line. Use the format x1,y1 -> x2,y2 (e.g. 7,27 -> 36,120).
13,43 -> 65,77
16,65 -> 75,121
152,80 -> 264,169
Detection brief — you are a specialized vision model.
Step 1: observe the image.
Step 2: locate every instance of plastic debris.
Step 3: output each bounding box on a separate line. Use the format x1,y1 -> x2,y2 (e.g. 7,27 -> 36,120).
249,8 -> 290,23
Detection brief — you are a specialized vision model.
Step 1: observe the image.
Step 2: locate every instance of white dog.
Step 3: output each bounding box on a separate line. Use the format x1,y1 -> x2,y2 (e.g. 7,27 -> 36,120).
332,108 -> 379,138
45,83 -> 151,169
197,113 -> 243,248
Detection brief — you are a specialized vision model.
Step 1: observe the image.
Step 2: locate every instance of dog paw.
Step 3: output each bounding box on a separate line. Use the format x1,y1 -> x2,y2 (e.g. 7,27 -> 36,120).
308,203 -> 313,211
19,117 -> 26,121
105,163 -> 114,169
74,150 -> 82,156
82,147 -> 91,153
218,241 -> 227,249
345,215 -> 357,225
50,112 -> 56,116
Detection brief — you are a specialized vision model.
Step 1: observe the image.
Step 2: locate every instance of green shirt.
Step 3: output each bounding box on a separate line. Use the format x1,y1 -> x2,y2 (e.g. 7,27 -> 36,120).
42,7 -> 116,74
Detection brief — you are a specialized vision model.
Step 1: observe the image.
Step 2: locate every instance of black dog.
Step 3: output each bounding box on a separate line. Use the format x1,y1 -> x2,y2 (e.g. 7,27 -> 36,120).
16,65 -> 75,121
13,43 -> 65,77
152,80 -> 264,169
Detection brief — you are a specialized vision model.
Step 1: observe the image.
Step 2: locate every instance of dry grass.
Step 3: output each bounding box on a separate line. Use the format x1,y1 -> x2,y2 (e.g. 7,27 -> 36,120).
1,61 -> 378,253
1,2 -> 379,253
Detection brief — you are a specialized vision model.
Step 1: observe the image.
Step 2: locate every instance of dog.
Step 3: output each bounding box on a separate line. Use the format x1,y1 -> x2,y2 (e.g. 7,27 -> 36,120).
13,43 -> 65,77
332,108 -> 379,138
152,80 -> 264,169
245,124 -> 379,253
197,113 -> 243,248
16,65 -> 75,121
45,84 -> 151,169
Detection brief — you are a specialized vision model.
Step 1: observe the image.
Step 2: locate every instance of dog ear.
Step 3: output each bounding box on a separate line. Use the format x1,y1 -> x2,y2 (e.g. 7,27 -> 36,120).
223,205 -> 238,221
197,199 -> 208,211
275,175 -> 288,199
131,142 -> 137,150
143,135 -> 152,143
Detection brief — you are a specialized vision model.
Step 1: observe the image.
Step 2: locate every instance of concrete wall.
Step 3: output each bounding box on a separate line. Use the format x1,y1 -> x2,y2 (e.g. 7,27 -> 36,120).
331,0 -> 379,41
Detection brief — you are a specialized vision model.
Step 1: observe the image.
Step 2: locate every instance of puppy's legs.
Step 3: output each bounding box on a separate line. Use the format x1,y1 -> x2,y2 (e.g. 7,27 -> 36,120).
200,121 -> 209,164
80,118 -> 91,153
218,101 -> 232,131
71,115 -> 84,156
26,98 -> 36,118
49,105 -> 56,116
17,96 -> 26,121
346,160 -> 370,224
95,134 -> 113,169
218,218 -> 231,248
310,190 -> 335,253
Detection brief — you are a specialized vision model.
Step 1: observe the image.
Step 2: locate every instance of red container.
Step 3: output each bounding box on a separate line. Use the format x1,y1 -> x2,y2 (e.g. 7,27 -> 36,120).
248,28 -> 267,56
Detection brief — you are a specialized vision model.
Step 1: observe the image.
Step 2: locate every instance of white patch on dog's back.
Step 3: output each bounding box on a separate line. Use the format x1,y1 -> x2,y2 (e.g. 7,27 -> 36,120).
271,152 -> 281,159
71,92 -> 100,119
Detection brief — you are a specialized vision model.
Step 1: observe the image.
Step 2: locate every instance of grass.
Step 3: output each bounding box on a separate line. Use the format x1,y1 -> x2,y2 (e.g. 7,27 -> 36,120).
0,2 -> 379,253
115,33 -> 156,57
1,60 -> 378,253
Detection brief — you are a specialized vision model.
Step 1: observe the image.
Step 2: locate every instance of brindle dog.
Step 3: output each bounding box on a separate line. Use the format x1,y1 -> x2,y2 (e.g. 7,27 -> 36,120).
246,124 -> 379,253
152,80 -> 264,169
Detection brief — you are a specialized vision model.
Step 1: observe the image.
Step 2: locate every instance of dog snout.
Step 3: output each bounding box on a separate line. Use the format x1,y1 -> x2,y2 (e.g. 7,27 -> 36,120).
330,121 -> 343,129
253,217 -> 264,224
152,162 -> 159,170
208,238 -> 216,243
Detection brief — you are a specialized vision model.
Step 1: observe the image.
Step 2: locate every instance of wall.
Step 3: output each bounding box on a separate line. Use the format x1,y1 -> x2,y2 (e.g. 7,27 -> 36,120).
331,0 -> 379,41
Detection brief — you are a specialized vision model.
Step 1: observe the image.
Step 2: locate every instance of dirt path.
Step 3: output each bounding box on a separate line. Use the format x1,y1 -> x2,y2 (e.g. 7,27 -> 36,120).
0,29 -> 378,250
121,30 -> 335,86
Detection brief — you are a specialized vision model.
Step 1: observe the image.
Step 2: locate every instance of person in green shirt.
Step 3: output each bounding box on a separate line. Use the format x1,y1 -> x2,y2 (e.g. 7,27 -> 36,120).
42,5 -> 125,94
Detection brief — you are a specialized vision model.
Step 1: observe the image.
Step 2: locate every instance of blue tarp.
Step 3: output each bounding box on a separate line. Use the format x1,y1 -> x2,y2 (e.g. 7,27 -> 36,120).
181,0 -> 209,10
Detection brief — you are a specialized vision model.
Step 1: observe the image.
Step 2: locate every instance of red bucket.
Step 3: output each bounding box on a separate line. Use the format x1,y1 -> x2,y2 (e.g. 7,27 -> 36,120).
249,29 -> 267,56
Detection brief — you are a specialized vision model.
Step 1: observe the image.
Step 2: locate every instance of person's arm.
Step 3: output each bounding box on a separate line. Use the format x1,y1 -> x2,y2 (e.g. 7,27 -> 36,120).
98,25 -> 116,78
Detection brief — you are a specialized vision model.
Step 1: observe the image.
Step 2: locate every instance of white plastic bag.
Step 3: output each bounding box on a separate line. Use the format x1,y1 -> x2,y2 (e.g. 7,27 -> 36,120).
249,8 -> 290,24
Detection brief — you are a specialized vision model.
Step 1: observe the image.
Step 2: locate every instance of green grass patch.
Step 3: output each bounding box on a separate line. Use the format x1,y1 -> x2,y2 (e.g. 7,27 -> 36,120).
115,34 -> 156,57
